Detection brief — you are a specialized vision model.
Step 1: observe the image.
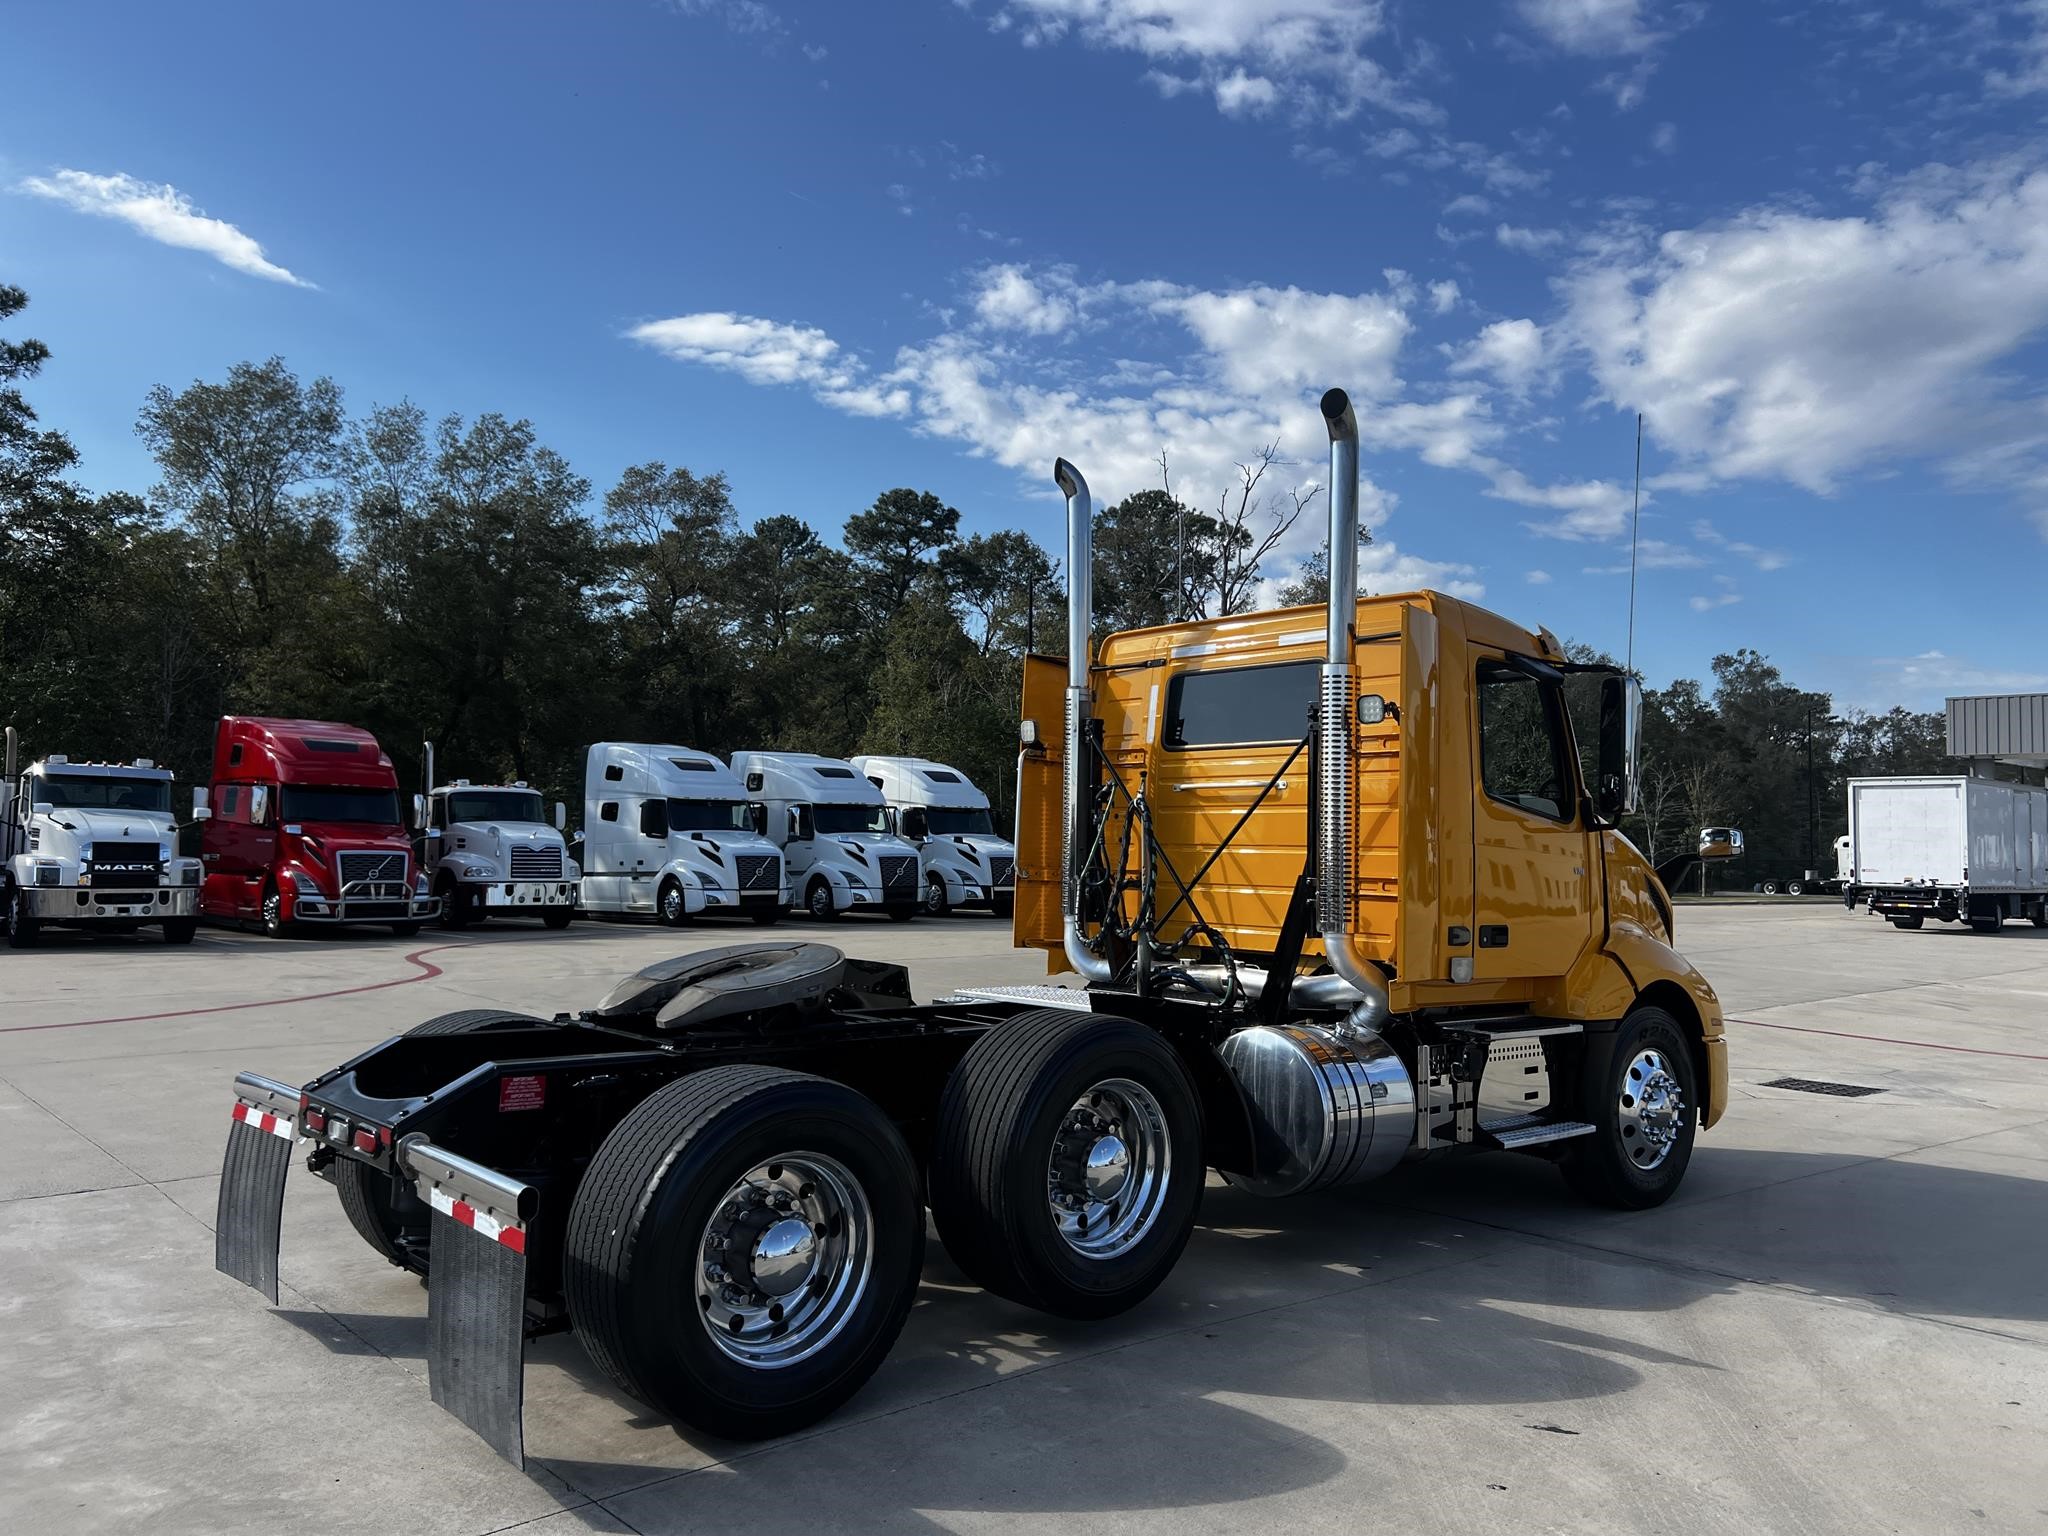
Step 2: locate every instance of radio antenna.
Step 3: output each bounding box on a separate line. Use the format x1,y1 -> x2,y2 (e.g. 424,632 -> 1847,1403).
1625,412 -> 1643,676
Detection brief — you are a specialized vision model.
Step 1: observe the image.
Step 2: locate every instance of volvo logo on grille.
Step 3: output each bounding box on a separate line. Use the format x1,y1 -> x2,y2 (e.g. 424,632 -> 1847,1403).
340,852 -> 405,885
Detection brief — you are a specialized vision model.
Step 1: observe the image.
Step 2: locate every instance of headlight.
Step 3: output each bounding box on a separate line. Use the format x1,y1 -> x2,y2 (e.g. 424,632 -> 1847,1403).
79,843 -> 94,862
34,862 -> 61,887
458,863 -> 494,879
288,870 -> 322,895
414,873 -> 431,896
159,842 -> 171,861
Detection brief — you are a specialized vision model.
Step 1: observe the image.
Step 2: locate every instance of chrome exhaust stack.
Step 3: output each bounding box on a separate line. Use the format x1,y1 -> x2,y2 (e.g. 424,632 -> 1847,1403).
1055,457 -> 1113,984
1315,389 -> 1390,1035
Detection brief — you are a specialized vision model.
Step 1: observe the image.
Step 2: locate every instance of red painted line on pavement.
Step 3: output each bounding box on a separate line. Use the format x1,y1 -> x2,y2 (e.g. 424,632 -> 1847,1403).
0,943 -> 469,1034
1729,1015 -> 2048,1063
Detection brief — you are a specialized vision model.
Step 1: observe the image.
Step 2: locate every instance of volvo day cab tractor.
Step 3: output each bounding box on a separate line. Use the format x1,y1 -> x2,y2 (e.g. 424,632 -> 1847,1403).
576,743 -> 788,926
196,717 -> 439,937
417,744 -> 578,929
2,726 -> 202,946
850,755 -> 1017,918
213,388 -> 1738,1468
730,751 -> 924,921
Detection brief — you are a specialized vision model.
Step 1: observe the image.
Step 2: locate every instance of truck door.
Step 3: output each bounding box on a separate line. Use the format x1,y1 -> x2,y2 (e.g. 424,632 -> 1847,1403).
204,783 -> 253,915
1470,655 -> 1596,982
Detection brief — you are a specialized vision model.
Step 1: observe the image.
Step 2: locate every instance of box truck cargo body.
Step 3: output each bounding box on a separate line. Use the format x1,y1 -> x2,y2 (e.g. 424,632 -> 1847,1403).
1848,775 -> 2048,932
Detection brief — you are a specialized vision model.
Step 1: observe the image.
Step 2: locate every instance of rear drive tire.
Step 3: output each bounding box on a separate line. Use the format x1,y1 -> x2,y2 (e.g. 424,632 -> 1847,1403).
1971,916 -> 2002,934
1760,880 -> 1779,896
162,917 -> 197,945
1787,880 -> 1806,897
1890,914 -> 1925,929
930,1010 -> 1201,1320
5,886 -> 39,949
564,1065 -> 924,1440
542,905 -> 574,930
333,1008 -> 546,1267
2032,900 -> 2047,929
1561,1006 -> 1697,1210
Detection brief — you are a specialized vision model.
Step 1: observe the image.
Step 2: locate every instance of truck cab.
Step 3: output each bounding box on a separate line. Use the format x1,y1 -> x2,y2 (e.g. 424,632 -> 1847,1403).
577,743 -> 788,926
849,754 -> 1016,918
729,751 -> 923,922
420,770 -> 578,929
198,717 -> 438,938
2,727 -> 202,947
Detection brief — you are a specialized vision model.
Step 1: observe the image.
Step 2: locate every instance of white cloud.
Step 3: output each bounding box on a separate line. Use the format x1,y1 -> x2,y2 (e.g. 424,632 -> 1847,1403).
1875,649 -> 2048,701
626,312 -> 909,418
1582,538 -> 1699,573
1525,568 -> 1553,584
1166,284 -> 1411,398
1691,518 -> 1789,571
1561,158 -> 2048,529
1448,317 -> 1549,395
20,169 -> 312,287
985,0 -> 1435,124
1442,193 -> 1492,218
1651,120 -> 1677,154
1517,0 -> 1655,55
1688,589 -> 1742,612
1428,279 -> 1460,314
1496,222 -> 1565,254
973,265 -> 1078,334
1986,0 -> 2048,95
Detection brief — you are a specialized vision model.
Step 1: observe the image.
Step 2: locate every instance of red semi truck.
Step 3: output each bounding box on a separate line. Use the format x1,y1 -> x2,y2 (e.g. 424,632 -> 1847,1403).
195,717 -> 439,937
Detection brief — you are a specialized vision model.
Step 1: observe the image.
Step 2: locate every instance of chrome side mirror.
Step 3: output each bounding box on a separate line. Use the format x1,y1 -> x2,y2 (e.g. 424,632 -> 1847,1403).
1699,827 -> 1744,860
1595,675 -> 1641,818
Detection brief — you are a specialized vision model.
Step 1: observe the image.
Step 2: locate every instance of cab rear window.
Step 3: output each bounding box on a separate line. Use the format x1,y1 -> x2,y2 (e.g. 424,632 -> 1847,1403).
1164,660 -> 1320,748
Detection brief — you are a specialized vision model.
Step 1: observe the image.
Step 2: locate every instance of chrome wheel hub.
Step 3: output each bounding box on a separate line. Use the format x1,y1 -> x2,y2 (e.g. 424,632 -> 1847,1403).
696,1153 -> 872,1368
1047,1077 -> 1171,1259
1618,1047 -> 1685,1171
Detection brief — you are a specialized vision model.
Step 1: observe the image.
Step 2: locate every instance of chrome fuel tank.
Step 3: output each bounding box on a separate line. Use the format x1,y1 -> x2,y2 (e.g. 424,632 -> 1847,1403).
1216,1024 -> 1416,1197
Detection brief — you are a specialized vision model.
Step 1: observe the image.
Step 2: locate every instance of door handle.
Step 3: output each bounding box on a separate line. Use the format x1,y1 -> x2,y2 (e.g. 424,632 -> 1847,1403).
202,853 -> 220,861
1478,924 -> 1509,948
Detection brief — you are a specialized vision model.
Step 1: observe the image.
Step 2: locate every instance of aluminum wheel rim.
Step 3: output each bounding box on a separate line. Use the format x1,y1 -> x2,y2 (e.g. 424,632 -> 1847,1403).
695,1152 -> 873,1369
924,879 -> 945,914
1046,1077 -> 1171,1259
661,885 -> 683,922
1618,1047 -> 1685,1171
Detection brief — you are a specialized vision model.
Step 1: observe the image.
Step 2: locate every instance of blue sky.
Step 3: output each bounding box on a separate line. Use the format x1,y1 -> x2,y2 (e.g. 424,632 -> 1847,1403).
5,0 -> 2047,711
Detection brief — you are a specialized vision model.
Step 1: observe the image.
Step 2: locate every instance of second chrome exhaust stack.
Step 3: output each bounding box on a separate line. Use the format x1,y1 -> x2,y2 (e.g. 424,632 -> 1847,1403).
1315,389 -> 1390,1034
1056,457 -> 1113,983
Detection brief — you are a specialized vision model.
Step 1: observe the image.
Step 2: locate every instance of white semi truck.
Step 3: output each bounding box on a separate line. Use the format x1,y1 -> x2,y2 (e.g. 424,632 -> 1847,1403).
577,743 -> 788,925
417,744 -> 578,929
2,726 -> 203,947
1847,775 -> 2048,932
849,754 -> 1016,917
729,751 -> 923,921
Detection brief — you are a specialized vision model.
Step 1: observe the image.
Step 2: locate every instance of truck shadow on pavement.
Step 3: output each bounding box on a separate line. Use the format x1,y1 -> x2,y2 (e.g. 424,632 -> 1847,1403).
267,1144 -> 2046,1529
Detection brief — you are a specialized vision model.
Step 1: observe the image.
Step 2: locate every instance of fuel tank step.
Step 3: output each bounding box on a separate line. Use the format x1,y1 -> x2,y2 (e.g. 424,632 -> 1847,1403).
1485,1117 -> 1597,1150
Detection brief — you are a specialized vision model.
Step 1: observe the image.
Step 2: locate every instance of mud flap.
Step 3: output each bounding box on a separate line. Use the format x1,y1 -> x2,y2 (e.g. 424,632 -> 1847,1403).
214,1073 -> 303,1304
404,1136 -> 536,1467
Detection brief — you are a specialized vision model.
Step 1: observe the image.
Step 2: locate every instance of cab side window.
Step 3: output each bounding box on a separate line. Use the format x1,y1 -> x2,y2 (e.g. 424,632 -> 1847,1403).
220,785 -> 243,820
1477,662 -> 1572,823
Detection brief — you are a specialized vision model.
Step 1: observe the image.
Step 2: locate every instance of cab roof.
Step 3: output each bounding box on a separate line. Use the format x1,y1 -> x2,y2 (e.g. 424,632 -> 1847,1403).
214,716 -> 396,786
1095,589 -> 1564,670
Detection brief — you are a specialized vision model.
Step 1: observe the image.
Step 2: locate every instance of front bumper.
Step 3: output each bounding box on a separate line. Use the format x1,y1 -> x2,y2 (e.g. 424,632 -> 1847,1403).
292,890 -> 441,924
478,881 -> 577,909
24,886 -> 199,921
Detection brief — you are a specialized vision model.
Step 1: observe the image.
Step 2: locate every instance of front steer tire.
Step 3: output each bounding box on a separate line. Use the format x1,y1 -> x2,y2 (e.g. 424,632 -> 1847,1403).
1560,1006 -> 1697,1211
6,886 -> 40,948
930,1010 -> 1202,1321
333,1009 -> 546,1267
564,1065 -> 924,1441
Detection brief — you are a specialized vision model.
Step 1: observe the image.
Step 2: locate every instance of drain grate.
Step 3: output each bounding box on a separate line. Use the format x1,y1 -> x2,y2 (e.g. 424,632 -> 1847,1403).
1762,1077 -> 1885,1098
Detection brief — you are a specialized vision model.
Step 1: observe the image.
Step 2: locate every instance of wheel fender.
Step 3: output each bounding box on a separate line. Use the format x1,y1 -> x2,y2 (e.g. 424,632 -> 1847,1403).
1601,917 -> 1727,1129
660,862 -> 710,915
817,865 -> 855,910
940,865 -> 971,902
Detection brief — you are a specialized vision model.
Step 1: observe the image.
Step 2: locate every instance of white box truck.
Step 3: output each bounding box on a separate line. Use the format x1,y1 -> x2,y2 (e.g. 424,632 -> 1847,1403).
849,755 -> 1016,917
3,725 -> 203,946
1848,775 -> 2048,932
577,743 -> 788,925
417,744 -> 579,929
729,751 -> 923,921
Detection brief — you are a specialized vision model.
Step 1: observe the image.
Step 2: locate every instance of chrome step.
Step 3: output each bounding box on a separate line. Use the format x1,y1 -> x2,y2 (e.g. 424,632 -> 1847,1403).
1488,1119 -> 1597,1150
1443,1021 -> 1585,1042
946,984 -> 1094,1012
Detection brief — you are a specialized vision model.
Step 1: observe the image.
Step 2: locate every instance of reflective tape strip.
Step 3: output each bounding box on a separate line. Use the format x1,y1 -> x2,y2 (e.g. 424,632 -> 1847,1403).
427,1184 -> 527,1255
230,1101 -> 297,1141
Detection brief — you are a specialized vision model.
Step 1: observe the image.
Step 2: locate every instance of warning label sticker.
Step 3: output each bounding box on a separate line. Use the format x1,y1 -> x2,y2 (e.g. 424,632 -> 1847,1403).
498,1074 -> 546,1112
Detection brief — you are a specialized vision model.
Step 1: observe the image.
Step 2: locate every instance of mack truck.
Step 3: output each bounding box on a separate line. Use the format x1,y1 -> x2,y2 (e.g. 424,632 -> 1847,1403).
730,751 -> 923,921
195,717 -> 439,937
213,387 -> 1739,1467
2,726 -> 202,946
574,743 -> 788,925
850,754 -> 1017,918
417,743 -> 578,929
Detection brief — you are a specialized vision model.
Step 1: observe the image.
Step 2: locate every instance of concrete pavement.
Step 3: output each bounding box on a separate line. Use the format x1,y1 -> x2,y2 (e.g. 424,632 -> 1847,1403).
1,905 -> 2044,1533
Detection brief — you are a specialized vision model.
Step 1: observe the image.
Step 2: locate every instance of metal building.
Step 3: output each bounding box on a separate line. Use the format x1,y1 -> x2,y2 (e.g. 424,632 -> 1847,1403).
1946,692 -> 2048,781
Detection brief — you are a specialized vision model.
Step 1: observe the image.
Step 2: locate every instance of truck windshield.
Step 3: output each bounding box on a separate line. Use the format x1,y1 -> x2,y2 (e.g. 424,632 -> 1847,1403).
281,786 -> 402,825
813,803 -> 890,835
446,791 -> 544,823
924,807 -> 995,836
39,774 -> 174,813
668,798 -> 751,832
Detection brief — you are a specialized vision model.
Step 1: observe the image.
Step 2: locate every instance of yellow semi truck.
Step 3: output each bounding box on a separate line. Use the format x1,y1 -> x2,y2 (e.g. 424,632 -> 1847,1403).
213,385 -> 1734,1463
